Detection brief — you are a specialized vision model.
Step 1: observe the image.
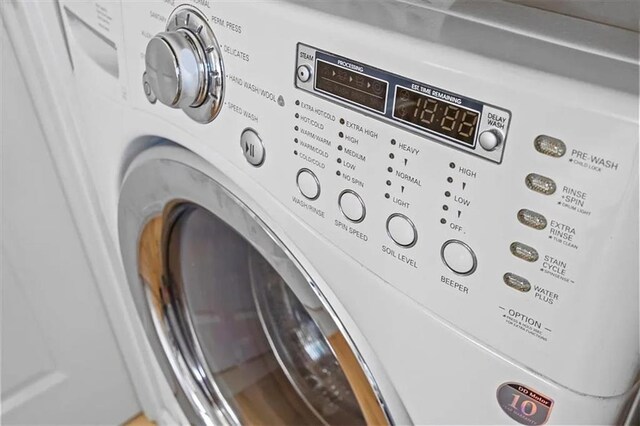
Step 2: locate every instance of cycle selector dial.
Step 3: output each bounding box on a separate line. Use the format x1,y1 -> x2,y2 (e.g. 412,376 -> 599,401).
143,6 -> 224,123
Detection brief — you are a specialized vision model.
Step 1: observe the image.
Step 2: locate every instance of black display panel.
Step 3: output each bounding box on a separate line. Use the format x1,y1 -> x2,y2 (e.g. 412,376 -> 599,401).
393,86 -> 479,145
315,60 -> 387,113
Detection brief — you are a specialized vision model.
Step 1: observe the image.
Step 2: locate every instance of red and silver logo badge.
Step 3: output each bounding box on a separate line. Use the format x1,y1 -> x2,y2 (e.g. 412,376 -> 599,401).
497,382 -> 554,425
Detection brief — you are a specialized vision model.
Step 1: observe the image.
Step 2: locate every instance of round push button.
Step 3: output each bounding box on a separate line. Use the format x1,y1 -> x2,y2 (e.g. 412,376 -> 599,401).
441,240 -> 477,275
297,65 -> 312,82
240,128 -> 265,166
338,190 -> 365,223
296,169 -> 320,200
386,214 -> 417,248
478,129 -> 503,151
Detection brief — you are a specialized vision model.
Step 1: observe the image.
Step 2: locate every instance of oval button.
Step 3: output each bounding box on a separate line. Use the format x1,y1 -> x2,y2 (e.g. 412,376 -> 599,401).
441,240 -> 477,275
525,173 -> 556,195
504,272 -> 532,292
510,242 -> 539,262
296,169 -> 320,200
517,209 -> 547,230
386,214 -> 417,248
338,190 -> 365,223
534,135 -> 566,157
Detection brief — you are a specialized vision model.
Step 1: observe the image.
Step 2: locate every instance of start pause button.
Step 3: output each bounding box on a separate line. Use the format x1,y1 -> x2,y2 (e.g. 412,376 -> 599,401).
240,128 -> 265,166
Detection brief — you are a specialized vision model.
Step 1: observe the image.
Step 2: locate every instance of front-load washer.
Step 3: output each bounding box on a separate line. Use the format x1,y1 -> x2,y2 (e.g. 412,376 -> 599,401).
5,0 -> 638,424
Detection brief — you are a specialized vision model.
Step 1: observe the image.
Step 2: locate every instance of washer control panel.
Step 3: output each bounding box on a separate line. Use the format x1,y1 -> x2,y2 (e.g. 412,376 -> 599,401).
296,44 -> 511,163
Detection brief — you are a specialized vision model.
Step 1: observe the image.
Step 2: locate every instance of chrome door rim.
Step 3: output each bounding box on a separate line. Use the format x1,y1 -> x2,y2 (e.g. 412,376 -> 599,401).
118,147 -> 391,425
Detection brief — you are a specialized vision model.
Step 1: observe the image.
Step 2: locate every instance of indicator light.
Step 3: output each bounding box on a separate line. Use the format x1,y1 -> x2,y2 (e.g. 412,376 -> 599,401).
534,135 -> 566,157
510,242 -> 539,262
503,273 -> 531,292
525,173 -> 556,195
517,209 -> 547,230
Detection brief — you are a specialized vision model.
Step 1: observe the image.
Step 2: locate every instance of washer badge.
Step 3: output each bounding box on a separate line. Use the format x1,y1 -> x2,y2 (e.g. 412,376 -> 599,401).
497,382 -> 554,425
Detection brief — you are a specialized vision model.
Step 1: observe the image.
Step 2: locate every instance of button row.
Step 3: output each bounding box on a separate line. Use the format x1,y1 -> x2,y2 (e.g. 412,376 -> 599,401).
515,134 -> 559,291
512,135 -> 565,294
296,169 -> 416,245
386,218 -> 479,278
297,169 -> 367,223
294,169 -> 477,275
518,138 -> 561,289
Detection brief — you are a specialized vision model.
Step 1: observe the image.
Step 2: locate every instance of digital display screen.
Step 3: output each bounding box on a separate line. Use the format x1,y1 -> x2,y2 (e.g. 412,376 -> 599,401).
393,86 -> 480,145
315,60 -> 387,113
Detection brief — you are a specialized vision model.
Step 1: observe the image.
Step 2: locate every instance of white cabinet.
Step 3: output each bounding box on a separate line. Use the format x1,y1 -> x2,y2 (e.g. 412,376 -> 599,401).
1,22 -> 139,425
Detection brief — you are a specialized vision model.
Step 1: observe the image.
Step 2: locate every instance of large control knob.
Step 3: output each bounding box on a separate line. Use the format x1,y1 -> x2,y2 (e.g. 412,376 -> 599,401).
143,6 -> 224,123
145,31 -> 207,108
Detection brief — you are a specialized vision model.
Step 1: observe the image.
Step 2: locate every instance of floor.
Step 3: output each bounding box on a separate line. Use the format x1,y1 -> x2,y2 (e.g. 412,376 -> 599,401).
123,413 -> 154,426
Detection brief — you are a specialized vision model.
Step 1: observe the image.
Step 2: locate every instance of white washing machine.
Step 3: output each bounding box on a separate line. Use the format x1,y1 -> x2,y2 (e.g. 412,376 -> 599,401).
3,0 -> 638,424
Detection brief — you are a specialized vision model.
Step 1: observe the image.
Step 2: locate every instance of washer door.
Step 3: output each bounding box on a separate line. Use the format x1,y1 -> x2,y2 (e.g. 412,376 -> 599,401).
119,150 -> 390,425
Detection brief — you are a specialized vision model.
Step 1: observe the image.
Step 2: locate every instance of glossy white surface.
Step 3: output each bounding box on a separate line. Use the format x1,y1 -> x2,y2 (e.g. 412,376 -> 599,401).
506,0 -> 640,32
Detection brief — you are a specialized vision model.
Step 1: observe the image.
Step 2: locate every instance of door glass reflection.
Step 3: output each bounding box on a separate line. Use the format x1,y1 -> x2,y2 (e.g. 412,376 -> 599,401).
165,204 -> 366,425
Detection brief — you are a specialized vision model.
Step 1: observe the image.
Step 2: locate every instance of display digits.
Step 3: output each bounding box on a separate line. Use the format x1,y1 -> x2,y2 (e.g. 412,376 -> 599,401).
419,98 -> 438,125
440,105 -> 460,131
393,86 -> 480,145
457,111 -> 478,138
412,97 -> 422,119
